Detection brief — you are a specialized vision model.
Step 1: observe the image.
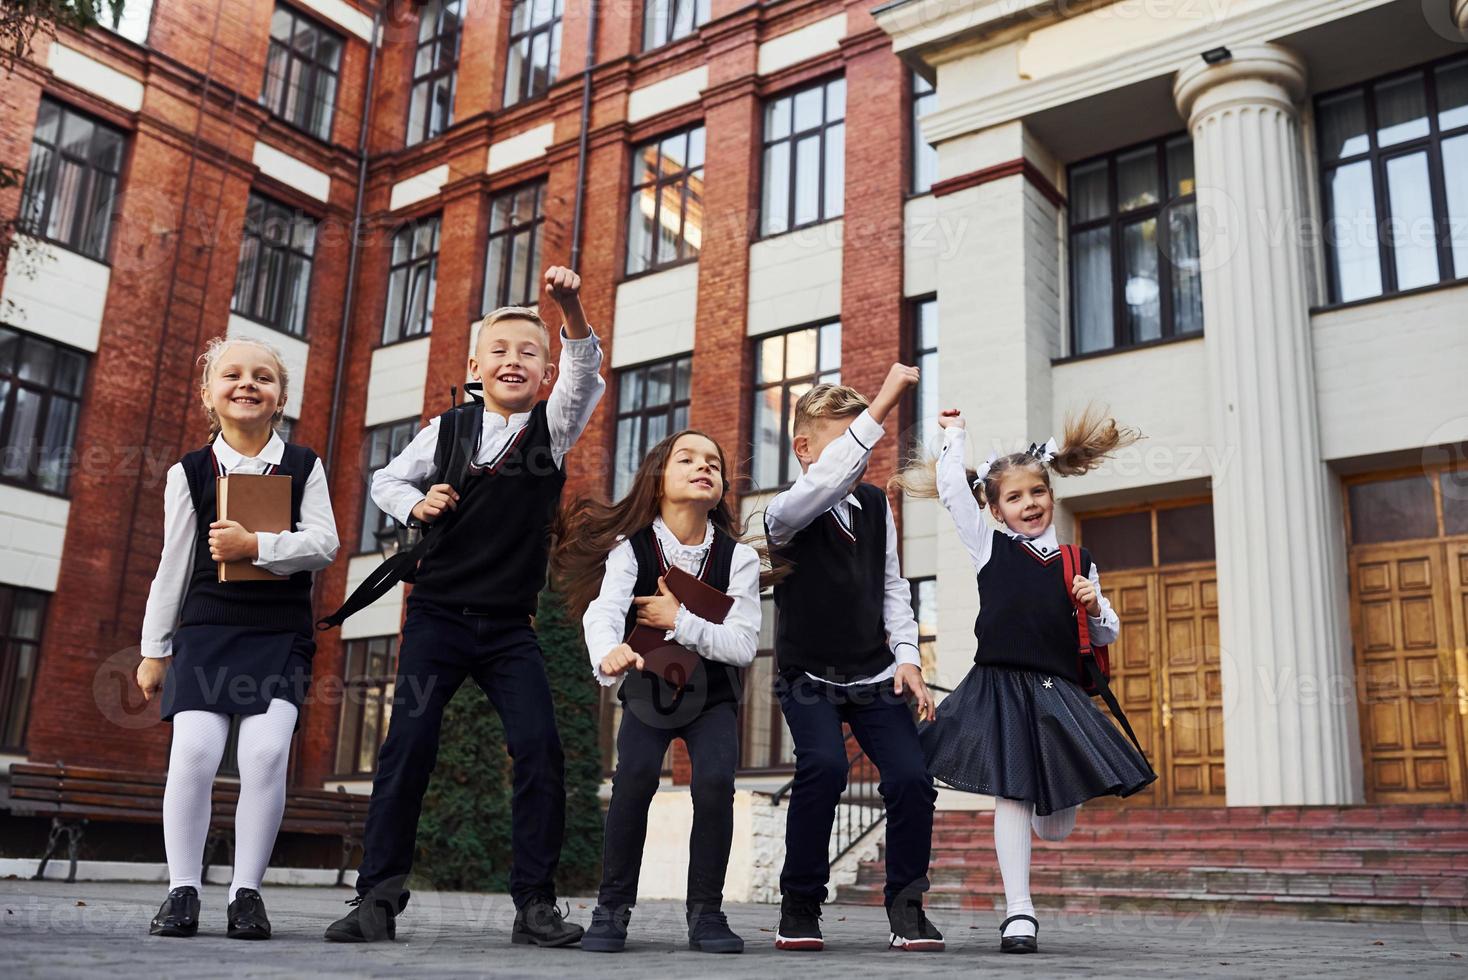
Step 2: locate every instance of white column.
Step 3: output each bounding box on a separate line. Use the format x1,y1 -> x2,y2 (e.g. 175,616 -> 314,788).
1173,44 -> 1361,806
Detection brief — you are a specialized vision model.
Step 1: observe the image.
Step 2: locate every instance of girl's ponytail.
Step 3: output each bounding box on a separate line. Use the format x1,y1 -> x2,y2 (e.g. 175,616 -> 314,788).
1049,404 -> 1142,478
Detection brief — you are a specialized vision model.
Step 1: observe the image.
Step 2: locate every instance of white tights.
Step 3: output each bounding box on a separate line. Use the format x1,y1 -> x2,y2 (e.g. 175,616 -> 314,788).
992,798 -> 1079,938
163,700 -> 298,902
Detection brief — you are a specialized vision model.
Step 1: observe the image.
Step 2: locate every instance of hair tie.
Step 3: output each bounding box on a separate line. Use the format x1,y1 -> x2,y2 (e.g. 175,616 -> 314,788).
1026,437 -> 1058,465
971,450 -> 999,489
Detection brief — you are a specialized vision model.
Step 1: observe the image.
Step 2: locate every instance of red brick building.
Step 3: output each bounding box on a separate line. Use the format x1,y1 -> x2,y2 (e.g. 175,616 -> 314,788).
0,0 -> 937,799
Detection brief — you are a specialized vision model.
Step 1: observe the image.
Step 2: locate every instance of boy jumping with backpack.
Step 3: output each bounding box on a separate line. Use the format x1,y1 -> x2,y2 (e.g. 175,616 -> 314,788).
324,267 -> 604,946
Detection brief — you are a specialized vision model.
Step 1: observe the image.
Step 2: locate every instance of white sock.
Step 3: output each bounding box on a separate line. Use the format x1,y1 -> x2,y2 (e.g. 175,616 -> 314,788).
229,700 -> 298,903
992,798 -> 1037,938
1032,805 -> 1079,842
163,710 -> 230,891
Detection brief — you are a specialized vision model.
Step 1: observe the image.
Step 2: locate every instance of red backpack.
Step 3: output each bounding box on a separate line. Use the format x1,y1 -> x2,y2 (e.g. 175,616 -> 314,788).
1059,544 -> 1110,696
1060,545 -> 1151,769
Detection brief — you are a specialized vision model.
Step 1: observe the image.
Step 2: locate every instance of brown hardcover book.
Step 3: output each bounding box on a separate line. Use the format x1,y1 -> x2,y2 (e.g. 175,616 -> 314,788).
626,564 -> 736,690
215,473 -> 292,582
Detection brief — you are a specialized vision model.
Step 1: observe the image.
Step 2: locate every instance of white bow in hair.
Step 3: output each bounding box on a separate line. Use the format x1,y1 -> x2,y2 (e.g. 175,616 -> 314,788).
971,450 -> 1000,488
1026,437 -> 1058,465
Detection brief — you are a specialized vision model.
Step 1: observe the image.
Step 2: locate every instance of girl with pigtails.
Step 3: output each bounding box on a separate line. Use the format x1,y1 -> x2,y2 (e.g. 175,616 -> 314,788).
891,406 -> 1155,955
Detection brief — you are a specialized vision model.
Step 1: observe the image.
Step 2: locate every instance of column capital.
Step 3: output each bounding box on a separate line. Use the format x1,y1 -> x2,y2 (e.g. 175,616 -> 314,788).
1173,43 -> 1308,126
1455,0 -> 1468,31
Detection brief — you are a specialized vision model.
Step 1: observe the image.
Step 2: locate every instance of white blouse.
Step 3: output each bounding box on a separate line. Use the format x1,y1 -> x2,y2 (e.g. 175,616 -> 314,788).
139,431 -> 340,659
937,426 -> 1120,645
583,516 -> 762,688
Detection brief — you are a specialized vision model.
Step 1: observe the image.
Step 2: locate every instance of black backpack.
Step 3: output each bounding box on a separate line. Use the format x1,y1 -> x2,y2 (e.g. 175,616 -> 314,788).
317,385 -> 484,630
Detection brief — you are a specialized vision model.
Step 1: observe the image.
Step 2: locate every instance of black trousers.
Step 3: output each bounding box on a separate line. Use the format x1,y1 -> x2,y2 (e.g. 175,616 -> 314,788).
356,598 -> 566,909
598,699 -> 738,915
777,673 -> 935,907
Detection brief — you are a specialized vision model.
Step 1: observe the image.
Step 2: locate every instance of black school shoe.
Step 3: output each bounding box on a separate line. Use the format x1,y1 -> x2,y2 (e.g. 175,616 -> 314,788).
774,895 -> 823,951
1000,914 -> 1039,954
688,909 -> 744,953
512,897 -> 585,947
582,905 -> 631,953
887,901 -> 944,951
149,886 -> 200,937
226,888 -> 271,940
323,893 -> 399,943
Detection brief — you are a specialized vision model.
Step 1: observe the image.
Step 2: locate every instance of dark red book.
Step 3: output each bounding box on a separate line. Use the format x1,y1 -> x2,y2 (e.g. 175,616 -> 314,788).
625,564 -> 735,690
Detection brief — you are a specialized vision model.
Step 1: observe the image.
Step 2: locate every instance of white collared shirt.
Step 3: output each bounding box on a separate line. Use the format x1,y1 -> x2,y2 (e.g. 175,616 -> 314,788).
139,431 -> 340,658
764,410 -> 922,687
583,516 -> 762,687
370,328 -> 606,525
936,426 -> 1119,644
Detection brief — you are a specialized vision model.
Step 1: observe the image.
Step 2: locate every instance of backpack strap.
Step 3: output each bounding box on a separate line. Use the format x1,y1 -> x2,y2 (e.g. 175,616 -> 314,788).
318,401 -> 481,631
1060,544 -> 1092,654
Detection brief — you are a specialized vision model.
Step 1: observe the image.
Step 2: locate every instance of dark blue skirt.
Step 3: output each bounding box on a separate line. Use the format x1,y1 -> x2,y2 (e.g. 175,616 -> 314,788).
160,625 -> 313,723
919,663 -> 1155,815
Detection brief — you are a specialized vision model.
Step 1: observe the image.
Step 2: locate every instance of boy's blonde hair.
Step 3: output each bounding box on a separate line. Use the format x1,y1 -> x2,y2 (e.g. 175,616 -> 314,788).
197,335 -> 289,437
793,383 -> 869,435
477,305 -> 551,349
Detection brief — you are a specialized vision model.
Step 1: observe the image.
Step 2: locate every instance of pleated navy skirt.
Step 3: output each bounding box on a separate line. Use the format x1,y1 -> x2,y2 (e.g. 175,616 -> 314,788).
919,663 -> 1155,815
160,625 -> 313,723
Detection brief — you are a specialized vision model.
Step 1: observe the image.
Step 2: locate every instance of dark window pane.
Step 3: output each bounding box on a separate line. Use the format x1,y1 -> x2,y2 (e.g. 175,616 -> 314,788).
1166,201 -> 1204,334
1165,136 -> 1195,199
1071,159 -> 1109,222
1116,146 -> 1158,211
1348,476 -> 1437,544
1437,58 -> 1468,130
1441,470 -> 1468,536
1122,218 -> 1161,342
1079,511 -> 1153,570
1374,72 -> 1429,147
1319,90 -> 1370,160
1157,504 -> 1215,564
1072,226 -> 1112,353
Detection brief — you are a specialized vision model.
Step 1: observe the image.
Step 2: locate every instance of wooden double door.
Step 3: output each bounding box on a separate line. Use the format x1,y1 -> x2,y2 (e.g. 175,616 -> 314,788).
1349,538 -> 1468,803
1098,564 -> 1225,806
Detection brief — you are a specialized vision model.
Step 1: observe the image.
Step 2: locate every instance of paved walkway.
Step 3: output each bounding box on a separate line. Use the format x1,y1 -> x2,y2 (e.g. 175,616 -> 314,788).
1,880 -> 1463,978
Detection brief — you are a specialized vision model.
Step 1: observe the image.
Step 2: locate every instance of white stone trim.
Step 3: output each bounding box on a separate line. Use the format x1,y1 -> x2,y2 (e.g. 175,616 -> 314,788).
0,237 -> 110,352
0,485 -> 70,592
746,220 -> 843,336
251,141 -> 331,203
487,123 -> 555,175
365,336 -> 430,427
226,314 -> 310,421
388,163 -> 450,212
757,14 -> 846,77
610,264 -> 698,368
628,66 -> 710,123
293,0 -> 376,42
47,41 -> 143,112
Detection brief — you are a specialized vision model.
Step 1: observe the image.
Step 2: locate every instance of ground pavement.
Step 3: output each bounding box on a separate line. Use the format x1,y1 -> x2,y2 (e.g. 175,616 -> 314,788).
1,879 -> 1464,978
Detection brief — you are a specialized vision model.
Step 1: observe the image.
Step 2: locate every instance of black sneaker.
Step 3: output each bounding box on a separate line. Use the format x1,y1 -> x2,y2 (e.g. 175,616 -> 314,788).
149,886 -> 200,938
226,888 -> 271,940
688,909 -> 744,954
323,894 -> 398,943
774,895 -> 823,951
512,896 -> 585,948
582,904 -> 631,953
887,901 -> 944,951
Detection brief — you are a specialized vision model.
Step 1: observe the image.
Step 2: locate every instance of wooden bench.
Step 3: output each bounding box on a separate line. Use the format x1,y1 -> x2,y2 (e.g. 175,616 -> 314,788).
5,763 -> 371,885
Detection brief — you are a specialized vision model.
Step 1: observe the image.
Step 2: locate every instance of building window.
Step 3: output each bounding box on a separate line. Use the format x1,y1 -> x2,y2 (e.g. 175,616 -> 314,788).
483,183 -> 545,313
643,0 -> 708,51
908,296 -> 938,459
231,192 -> 316,338
0,326 -> 88,495
99,0 -> 153,45
262,4 -> 342,141
908,576 -> 936,677
751,320 -> 841,490
911,71 -> 938,195
1317,55 -> 1468,304
0,586 -> 45,752
1078,501 -> 1216,570
612,355 -> 692,498
359,418 -> 420,553
761,77 -> 845,236
383,217 -> 440,345
407,0 -> 463,146
335,636 -> 398,776
740,596 -> 795,772
504,0 -> 562,108
19,98 -> 125,262
627,126 -> 705,275
1068,135 -> 1203,356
